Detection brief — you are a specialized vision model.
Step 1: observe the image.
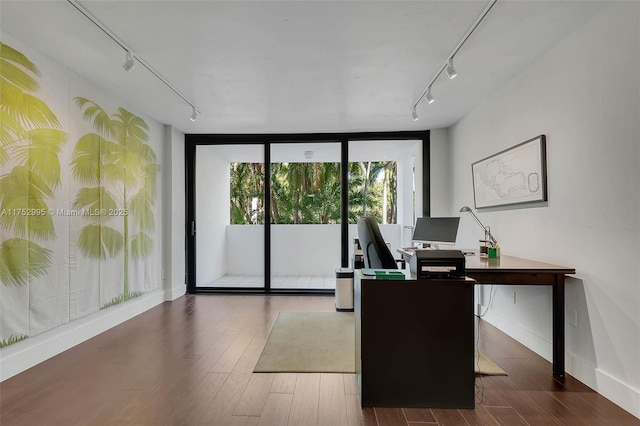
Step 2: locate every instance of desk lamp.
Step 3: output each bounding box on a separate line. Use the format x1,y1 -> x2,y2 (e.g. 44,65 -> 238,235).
459,206 -> 497,247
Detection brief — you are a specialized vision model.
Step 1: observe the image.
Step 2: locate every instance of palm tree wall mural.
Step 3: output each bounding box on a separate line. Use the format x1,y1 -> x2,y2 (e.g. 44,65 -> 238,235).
1,41 -> 163,350
0,42 -> 66,288
71,97 -> 159,305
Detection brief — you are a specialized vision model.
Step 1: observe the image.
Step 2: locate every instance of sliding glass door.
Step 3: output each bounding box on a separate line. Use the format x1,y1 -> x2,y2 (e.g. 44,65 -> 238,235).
194,144 -> 264,289
185,131 -> 429,293
347,140 -> 423,267
270,142 -> 342,290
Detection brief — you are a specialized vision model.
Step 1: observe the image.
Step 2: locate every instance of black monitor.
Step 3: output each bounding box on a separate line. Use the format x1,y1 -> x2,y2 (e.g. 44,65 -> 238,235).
412,216 -> 460,249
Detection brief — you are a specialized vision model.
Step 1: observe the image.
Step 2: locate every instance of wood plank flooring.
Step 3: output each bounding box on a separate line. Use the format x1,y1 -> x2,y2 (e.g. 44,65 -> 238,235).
1,294 -> 638,426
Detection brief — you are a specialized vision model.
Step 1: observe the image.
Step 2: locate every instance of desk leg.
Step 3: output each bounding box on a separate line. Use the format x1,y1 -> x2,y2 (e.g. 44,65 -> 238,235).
552,274 -> 565,379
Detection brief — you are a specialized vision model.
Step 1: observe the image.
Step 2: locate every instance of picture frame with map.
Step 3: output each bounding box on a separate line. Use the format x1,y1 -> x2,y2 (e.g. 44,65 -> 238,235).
472,135 -> 547,209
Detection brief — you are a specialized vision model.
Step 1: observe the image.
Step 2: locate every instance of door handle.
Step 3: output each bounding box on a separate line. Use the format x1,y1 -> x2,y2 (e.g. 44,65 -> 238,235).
191,221 -> 196,236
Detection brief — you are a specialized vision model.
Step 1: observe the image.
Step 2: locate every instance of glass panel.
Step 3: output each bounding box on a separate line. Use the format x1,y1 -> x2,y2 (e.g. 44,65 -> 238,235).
348,140 -> 422,269
347,161 -> 398,225
196,144 -> 264,289
230,162 -> 265,225
270,142 -> 341,290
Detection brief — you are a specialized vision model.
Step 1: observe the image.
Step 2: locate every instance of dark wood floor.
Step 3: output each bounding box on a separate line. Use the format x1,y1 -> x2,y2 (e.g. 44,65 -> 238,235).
1,294 -> 638,426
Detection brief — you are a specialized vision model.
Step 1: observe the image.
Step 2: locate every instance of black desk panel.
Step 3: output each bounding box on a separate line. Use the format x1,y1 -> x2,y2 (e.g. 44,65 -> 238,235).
354,271 -> 476,408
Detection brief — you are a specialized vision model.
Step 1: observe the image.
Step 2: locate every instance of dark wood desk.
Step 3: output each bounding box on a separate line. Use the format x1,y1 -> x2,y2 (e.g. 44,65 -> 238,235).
399,250 -> 576,378
354,270 -> 476,408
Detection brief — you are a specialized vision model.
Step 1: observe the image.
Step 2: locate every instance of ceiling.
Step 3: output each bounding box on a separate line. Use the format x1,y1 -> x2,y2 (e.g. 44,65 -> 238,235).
1,1 -> 605,135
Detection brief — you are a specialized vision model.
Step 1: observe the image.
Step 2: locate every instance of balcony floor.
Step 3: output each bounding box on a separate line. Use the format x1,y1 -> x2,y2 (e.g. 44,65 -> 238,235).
204,274 -> 336,289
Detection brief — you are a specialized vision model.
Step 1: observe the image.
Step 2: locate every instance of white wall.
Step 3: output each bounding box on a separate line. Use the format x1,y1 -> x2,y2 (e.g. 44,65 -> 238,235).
226,225 -> 264,276
271,225 -> 341,276
449,3 -> 639,417
429,128 -> 453,217
195,147 -> 230,285
162,125 -> 186,300
225,224 -> 404,275
397,140 -> 424,246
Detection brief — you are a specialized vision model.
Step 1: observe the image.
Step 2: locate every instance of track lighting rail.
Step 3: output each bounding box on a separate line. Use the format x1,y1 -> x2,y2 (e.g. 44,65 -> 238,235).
66,0 -> 201,121
411,0 -> 498,119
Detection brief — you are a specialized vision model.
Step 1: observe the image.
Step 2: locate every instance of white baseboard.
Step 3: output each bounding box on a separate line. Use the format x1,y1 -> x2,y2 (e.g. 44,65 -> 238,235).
565,350 -> 598,389
0,290 -> 165,382
164,283 -> 186,301
480,306 -> 640,420
595,367 -> 640,419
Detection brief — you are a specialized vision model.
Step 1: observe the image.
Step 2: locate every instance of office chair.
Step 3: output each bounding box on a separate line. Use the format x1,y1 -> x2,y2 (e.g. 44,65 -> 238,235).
357,216 -> 403,269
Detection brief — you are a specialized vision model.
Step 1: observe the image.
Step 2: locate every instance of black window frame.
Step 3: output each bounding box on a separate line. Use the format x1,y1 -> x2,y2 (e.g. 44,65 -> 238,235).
185,130 -> 430,294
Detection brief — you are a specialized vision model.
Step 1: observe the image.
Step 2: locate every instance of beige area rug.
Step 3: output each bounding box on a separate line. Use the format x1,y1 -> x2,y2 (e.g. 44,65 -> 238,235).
254,312 -> 506,376
255,312 -> 356,373
475,349 -> 507,376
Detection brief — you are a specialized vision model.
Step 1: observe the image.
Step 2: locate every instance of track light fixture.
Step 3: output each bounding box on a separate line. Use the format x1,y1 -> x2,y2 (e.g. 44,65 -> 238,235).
189,106 -> 200,122
122,50 -> 135,72
410,0 -> 497,119
67,0 -> 201,122
411,106 -> 419,121
446,58 -> 457,79
425,87 -> 435,104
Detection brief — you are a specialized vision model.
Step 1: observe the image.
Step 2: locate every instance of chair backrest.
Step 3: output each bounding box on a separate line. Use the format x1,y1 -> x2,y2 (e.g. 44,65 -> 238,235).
357,216 -> 398,269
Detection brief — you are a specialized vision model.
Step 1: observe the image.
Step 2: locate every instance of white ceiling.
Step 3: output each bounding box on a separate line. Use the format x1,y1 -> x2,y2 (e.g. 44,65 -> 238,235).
1,1 -> 605,135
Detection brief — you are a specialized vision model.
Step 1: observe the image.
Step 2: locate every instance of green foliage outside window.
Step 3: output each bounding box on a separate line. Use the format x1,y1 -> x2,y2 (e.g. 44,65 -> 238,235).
229,161 -> 397,225
270,162 -> 342,224
230,163 -> 265,224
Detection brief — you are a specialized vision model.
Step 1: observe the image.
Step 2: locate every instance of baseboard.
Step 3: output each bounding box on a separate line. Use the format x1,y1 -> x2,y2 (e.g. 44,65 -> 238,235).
565,351 -> 598,389
595,367 -> 640,419
480,307 -> 639,420
0,290 -> 165,382
164,283 -> 186,301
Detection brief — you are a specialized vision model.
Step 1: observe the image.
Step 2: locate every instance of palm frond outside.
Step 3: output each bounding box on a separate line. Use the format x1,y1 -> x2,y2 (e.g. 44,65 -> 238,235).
0,42 -> 66,287
230,162 -> 264,224
229,160 -> 397,225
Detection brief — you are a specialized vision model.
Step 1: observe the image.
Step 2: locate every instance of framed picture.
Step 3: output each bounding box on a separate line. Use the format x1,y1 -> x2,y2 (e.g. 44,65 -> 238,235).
472,135 -> 547,209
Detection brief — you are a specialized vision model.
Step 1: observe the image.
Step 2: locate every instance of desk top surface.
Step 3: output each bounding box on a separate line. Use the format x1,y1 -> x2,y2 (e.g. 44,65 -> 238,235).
355,269 -> 476,284
398,249 -> 575,274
